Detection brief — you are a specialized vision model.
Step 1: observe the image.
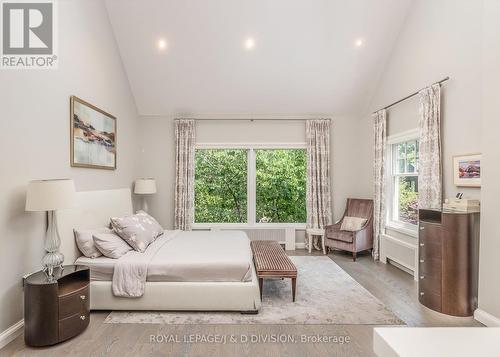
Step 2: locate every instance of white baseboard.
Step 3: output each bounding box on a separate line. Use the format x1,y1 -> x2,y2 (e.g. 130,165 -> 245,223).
0,319 -> 23,349
295,242 -> 305,249
474,309 -> 500,327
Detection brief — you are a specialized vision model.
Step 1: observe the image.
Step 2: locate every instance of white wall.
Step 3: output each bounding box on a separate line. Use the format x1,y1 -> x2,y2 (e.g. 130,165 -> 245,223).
477,0 -> 500,325
369,0 -> 483,201
137,115 -> 372,243
0,0 -> 139,333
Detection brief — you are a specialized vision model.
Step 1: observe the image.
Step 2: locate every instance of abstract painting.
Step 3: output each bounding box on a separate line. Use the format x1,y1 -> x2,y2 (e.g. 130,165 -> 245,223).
453,154 -> 481,187
70,96 -> 116,169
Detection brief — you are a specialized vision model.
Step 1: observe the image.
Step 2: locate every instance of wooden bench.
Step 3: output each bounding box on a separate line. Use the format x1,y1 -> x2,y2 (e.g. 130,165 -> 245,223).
250,240 -> 297,302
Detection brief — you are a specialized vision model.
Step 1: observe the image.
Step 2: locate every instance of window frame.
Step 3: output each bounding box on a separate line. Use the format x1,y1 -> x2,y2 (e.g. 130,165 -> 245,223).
386,129 -> 420,238
192,142 -> 307,229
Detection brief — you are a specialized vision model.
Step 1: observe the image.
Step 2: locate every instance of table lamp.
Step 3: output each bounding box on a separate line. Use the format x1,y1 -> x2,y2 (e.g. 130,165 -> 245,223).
25,179 -> 76,279
134,178 -> 156,212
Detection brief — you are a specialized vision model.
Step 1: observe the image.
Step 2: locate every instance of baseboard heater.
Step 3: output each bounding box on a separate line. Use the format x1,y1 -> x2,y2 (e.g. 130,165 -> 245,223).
211,227 -> 296,250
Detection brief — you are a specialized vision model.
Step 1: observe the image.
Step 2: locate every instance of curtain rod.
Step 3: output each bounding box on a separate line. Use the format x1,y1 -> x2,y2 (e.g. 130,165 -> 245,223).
174,118 -> 331,122
373,76 -> 450,114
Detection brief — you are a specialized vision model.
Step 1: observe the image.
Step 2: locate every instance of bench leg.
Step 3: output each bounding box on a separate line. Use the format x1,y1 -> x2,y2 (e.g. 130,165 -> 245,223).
259,278 -> 263,300
291,277 -> 296,302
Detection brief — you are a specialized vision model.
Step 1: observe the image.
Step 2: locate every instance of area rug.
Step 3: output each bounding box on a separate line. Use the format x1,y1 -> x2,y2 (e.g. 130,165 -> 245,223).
105,256 -> 403,325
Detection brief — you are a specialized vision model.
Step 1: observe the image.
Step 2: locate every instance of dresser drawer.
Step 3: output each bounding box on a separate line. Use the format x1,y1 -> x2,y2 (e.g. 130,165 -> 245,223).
59,286 -> 89,319
419,289 -> 442,312
418,257 -> 442,277
418,237 -> 442,260
419,273 -> 441,296
58,311 -> 89,342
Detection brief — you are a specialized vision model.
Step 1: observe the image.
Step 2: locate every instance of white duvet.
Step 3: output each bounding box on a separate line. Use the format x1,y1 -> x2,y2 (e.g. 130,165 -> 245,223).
112,230 -> 253,298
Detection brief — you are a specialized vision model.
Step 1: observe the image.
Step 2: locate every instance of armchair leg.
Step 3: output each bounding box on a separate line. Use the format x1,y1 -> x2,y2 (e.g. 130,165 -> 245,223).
352,251 -> 357,262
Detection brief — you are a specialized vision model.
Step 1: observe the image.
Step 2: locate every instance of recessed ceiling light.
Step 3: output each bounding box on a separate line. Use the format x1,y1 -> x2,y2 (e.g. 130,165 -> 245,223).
244,37 -> 255,50
157,39 -> 167,51
355,38 -> 364,48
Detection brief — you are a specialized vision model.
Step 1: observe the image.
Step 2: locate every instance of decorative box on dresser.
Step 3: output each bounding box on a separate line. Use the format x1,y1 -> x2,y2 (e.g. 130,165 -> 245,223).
418,209 -> 480,317
24,265 -> 90,346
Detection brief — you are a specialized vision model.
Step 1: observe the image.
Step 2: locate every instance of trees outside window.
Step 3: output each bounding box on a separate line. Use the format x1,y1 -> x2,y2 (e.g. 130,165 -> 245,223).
194,147 -> 306,224
390,139 -> 419,227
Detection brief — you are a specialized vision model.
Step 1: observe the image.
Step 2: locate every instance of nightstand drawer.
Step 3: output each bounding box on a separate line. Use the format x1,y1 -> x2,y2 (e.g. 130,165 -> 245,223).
59,286 -> 89,319
58,311 -> 89,342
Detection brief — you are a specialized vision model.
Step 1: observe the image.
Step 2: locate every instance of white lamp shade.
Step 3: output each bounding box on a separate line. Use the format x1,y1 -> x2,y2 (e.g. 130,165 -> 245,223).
25,179 -> 76,211
134,178 -> 157,194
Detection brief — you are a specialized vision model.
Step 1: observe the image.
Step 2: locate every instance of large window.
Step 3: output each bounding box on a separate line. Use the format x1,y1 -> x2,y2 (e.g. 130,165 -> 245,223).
389,137 -> 419,230
194,149 -> 248,223
194,147 -> 307,225
255,149 -> 306,223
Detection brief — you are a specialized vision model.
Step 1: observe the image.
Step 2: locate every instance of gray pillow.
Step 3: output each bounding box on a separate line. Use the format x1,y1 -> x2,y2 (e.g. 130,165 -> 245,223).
110,211 -> 163,253
74,228 -> 111,258
93,231 -> 133,259
340,216 -> 368,232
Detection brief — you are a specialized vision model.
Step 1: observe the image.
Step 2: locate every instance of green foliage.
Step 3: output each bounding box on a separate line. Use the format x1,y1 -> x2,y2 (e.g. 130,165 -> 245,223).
255,149 -> 306,223
194,149 -> 307,224
194,149 -> 247,223
398,177 -> 418,225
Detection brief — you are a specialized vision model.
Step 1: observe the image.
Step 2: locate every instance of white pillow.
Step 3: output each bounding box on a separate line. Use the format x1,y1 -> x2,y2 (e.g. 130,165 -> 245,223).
110,210 -> 163,253
340,216 -> 368,232
93,231 -> 133,259
74,228 -> 111,258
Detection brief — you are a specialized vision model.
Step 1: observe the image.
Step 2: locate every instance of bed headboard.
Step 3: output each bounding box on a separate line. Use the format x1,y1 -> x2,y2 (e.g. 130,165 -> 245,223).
56,188 -> 133,264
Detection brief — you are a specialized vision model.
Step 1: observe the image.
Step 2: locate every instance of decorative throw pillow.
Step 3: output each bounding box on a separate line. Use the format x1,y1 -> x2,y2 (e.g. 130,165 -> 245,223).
110,211 -> 163,253
74,228 -> 111,258
93,232 -> 133,259
340,216 -> 368,232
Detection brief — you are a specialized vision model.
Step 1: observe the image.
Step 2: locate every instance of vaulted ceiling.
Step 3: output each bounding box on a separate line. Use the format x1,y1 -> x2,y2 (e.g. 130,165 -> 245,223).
105,0 -> 413,117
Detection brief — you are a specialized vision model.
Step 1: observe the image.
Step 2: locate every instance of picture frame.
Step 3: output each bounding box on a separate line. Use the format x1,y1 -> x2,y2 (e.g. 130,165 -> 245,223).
453,154 -> 481,187
70,96 -> 117,170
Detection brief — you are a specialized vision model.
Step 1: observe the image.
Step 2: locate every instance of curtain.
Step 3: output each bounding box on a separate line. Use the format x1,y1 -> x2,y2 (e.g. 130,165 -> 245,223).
418,84 -> 442,210
174,119 -> 196,230
306,119 -> 333,250
373,109 -> 387,260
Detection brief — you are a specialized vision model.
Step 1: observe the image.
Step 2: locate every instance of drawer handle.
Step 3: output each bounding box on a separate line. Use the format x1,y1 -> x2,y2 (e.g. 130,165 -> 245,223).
80,295 -> 86,300
80,315 -> 86,320
420,275 -> 425,280
419,243 -> 425,247
420,259 -> 425,263
420,292 -> 425,296
420,226 -> 425,230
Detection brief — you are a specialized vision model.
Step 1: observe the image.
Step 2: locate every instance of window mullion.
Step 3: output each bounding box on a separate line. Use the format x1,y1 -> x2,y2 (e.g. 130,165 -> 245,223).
247,149 -> 256,226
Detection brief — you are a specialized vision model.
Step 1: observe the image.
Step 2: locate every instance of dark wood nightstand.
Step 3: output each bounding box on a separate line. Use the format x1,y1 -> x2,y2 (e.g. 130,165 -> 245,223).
24,265 -> 90,347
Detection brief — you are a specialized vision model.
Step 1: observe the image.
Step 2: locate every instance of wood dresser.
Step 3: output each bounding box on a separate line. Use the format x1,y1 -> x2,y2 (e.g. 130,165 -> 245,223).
418,209 -> 480,316
24,265 -> 90,346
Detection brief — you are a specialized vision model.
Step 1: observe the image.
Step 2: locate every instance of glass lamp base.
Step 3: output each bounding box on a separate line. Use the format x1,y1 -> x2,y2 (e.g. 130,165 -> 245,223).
42,251 -> 64,279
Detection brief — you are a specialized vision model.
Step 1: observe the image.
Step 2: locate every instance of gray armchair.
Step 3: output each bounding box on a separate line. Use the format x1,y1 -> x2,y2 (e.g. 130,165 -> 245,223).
325,198 -> 374,261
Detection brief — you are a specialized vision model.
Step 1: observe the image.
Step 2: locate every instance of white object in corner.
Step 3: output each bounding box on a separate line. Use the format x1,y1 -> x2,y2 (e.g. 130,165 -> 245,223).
474,309 -> 500,327
0,320 -> 23,349
373,327 -> 500,357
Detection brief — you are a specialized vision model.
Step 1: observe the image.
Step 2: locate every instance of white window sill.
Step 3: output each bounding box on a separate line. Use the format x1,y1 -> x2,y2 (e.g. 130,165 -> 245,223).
192,223 -> 307,230
385,222 -> 418,238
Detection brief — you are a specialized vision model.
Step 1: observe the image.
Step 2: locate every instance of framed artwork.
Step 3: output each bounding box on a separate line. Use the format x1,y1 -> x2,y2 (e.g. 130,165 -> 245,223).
70,96 -> 116,170
453,154 -> 481,187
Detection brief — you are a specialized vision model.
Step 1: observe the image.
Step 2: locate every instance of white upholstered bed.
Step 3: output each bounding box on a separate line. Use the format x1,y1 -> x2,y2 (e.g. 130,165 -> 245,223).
56,188 -> 261,312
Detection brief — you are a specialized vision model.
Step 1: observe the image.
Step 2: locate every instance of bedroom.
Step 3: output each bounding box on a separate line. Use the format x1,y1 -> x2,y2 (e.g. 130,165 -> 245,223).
0,0 -> 499,356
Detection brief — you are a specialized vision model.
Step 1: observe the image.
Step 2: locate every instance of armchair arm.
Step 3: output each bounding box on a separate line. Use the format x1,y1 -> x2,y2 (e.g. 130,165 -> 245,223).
325,223 -> 341,238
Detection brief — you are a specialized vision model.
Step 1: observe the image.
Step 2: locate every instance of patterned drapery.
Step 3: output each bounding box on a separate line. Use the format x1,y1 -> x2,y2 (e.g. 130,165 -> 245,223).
418,84 -> 442,210
306,119 -> 333,250
373,110 -> 387,260
174,119 -> 196,230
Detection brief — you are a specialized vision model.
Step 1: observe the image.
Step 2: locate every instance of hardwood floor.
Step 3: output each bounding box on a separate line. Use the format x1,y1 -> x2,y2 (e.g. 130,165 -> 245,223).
1,250 -> 481,357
